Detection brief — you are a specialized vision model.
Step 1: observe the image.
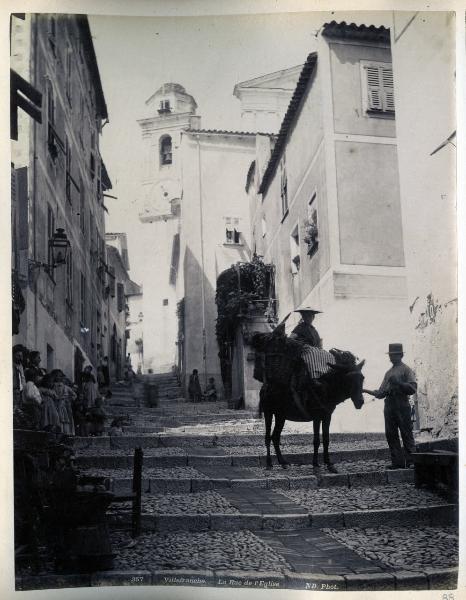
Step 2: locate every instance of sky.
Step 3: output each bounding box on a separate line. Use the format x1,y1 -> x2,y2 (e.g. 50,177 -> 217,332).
89,10 -> 391,284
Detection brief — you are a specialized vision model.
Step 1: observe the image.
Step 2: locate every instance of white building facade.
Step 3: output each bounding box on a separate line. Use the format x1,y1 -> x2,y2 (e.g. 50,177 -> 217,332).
136,83 -> 200,373
250,22 -> 411,431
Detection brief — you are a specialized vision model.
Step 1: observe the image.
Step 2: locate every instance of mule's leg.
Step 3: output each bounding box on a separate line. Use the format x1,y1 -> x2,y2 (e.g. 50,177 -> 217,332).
323,414 -> 337,473
264,410 -> 273,470
272,415 -> 289,469
313,418 -> 321,467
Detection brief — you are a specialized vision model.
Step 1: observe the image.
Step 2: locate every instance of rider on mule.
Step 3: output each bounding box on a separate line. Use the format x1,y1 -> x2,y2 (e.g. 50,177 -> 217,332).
290,307 -> 322,347
289,308 -> 335,405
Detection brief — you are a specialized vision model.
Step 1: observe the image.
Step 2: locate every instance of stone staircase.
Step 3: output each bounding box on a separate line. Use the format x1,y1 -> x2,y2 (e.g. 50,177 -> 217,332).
16,377 -> 458,591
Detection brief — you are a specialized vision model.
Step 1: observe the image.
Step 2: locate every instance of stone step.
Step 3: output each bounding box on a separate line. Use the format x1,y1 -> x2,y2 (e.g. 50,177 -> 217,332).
107,501 -> 457,534
150,384 -> 181,392
72,432 -> 386,449
74,446 -> 391,469
89,464 -> 415,496
141,376 -> 180,385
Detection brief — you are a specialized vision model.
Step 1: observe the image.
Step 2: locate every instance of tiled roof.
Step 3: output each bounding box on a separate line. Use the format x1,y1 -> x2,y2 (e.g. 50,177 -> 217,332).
186,128 -> 263,137
125,279 -> 142,297
101,161 -> 112,190
258,53 -> 317,196
322,21 -> 390,43
245,160 -> 256,192
78,16 -> 108,120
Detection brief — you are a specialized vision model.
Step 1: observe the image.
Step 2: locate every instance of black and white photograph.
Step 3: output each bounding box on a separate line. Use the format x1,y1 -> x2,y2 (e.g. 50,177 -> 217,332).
7,1 -> 460,596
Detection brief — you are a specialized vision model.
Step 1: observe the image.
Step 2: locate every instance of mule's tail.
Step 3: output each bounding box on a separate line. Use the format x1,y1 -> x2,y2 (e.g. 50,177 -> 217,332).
257,386 -> 265,419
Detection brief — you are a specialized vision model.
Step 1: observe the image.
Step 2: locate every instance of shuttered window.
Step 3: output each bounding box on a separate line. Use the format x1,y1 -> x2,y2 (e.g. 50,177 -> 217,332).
362,62 -> 395,114
80,272 -> 86,324
280,157 -> 288,217
108,266 -> 116,297
117,283 -> 125,312
47,204 -> 55,267
66,252 -> 73,306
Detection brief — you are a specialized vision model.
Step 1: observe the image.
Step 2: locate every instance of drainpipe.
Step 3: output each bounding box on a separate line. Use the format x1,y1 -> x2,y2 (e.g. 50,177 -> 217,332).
196,136 -> 207,388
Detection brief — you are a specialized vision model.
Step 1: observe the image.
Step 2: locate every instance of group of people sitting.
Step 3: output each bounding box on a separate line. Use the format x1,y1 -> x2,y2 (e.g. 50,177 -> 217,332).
187,369 -> 218,403
13,345 -> 110,437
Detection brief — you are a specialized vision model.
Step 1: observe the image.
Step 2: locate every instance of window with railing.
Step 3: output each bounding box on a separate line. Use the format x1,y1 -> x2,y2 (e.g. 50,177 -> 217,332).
304,192 -> 319,257
158,99 -> 171,114
225,217 -> 241,245
290,223 -> 300,275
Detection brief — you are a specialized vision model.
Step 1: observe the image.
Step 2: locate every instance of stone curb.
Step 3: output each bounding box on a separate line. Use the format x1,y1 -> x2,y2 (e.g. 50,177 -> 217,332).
344,572 -> 396,590
15,567 -> 458,591
283,570 -> 346,591
423,567 -> 458,589
109,504 -> 457,532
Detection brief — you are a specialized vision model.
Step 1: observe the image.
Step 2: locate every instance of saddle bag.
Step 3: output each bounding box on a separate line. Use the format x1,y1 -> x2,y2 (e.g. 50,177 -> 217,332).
264,351 -> 295,386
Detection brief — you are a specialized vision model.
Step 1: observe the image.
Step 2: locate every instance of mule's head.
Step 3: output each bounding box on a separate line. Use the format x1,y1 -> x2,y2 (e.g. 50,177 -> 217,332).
328,358 -> 365,409
348,360 -> 365,409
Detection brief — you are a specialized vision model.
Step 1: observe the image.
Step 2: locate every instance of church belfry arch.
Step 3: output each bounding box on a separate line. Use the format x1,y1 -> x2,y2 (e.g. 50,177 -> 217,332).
160,134 -> 172,166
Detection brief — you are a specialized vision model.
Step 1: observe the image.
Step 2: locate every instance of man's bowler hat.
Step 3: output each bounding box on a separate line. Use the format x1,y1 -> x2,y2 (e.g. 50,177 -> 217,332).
387,343 -> 403,354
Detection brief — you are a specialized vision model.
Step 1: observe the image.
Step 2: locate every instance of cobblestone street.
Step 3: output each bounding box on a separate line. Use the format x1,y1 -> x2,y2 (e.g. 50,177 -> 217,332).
16,380 -> 459,592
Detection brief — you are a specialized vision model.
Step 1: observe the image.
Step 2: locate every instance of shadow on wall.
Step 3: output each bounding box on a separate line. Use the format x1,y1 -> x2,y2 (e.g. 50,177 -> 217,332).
183,246 -> 222,397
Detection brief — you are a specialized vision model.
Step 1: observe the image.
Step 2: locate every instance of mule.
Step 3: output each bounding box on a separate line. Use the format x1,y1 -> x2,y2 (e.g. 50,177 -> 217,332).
259,352 -> 365,472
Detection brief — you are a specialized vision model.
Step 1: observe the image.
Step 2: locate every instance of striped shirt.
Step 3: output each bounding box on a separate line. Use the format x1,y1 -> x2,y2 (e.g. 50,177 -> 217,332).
301,346 -> 335,379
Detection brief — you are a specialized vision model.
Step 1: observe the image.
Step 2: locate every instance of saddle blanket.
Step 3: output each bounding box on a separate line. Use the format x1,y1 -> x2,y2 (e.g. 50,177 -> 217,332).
301,346 -> 335,379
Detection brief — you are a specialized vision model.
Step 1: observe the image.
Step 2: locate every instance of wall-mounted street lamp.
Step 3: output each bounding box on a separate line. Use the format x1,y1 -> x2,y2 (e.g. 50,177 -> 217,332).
29,228 -> 71,275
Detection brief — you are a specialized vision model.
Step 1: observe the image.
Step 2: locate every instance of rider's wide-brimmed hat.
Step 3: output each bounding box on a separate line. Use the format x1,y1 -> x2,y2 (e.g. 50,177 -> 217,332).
294,307 -> 322,314
387,343 -> 403,354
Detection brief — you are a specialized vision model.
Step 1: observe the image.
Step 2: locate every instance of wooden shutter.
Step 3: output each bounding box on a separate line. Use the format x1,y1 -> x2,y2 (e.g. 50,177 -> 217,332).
365,66 -> 383,111
381,67 -> 395,112
108,266 -> 115,297
365,64 -> 394,113
117,283 -> 125,312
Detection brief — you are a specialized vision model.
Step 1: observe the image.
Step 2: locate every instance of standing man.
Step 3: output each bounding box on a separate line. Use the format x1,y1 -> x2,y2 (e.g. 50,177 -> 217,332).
366,343 -> 417,469
13,344 -> 26,408
290,308 -> 322,347
101,356 -> 110,387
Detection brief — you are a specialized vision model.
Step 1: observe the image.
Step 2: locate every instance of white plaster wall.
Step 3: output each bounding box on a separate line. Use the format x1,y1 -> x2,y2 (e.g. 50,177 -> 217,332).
287,274 -> 411,432
138,219 -> 179,373
328,40 -> 396,138
126,294 -> 144,372
180,134 -> 255,391
390,12 -> 457,436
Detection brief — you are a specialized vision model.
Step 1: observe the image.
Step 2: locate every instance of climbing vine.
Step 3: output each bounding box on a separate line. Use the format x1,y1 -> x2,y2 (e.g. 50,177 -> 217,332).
215,255 -> 276,394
